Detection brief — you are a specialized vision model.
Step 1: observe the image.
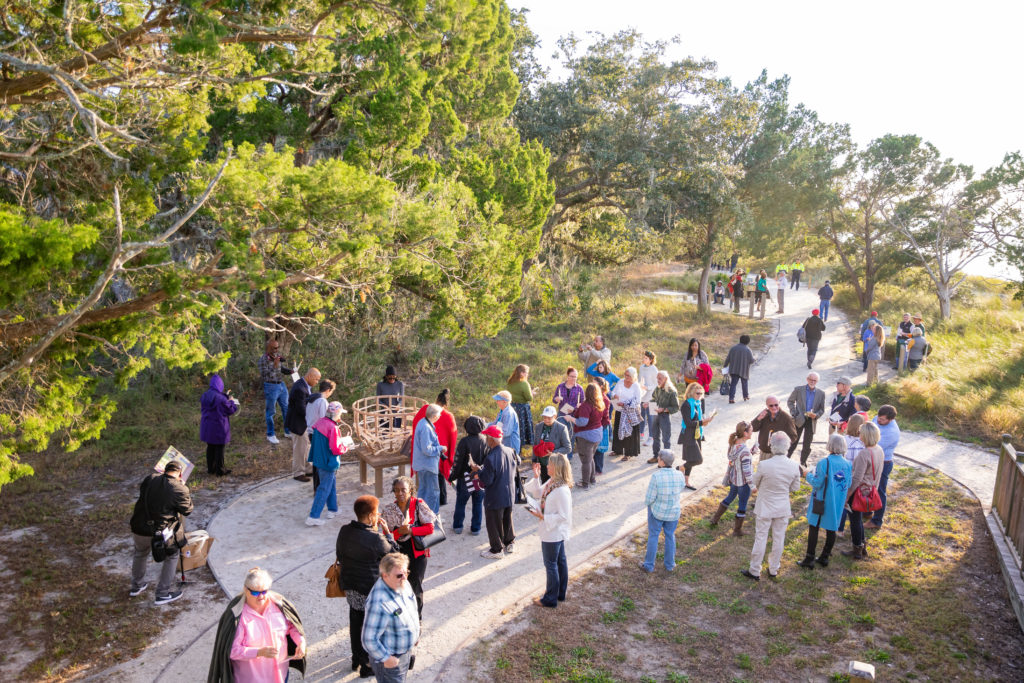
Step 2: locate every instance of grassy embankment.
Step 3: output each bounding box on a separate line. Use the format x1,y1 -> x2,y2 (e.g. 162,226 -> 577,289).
832,272 -> 1024,448
0,263 -> 770,680
473,467 -> 1024,682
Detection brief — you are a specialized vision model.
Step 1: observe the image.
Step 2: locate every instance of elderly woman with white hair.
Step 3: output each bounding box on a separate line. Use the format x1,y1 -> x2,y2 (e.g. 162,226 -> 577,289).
609,366 -> 645,461
208,567 -> 306,682
741,432 -> 804,581
797,433 -> 852,569
412,402 -> 447,514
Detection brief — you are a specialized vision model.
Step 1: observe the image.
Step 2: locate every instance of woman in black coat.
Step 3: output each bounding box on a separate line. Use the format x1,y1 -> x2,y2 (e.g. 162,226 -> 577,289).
677,382 -> 715,490
336,495 -> 399,677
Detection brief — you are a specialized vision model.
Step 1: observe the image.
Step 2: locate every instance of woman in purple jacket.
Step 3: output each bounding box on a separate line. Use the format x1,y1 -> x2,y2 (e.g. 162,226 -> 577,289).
200,374 -> 240,476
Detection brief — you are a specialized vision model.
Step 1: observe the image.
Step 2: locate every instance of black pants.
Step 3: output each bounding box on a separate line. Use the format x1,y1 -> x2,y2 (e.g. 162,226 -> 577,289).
806,338 -> 820,365
349,606 -> 368,667
788,420 -> 815,465
806,524 -> 836,558
206,443 -> 225,474
438,471 -> 448,506
791,270 -> 802,289
398,538 -> 427,618
485,506 -> 515,554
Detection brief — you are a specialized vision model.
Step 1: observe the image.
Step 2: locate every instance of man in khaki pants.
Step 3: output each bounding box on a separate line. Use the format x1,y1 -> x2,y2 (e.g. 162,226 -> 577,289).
742,432 -> 804,580
286,367 -> 321,482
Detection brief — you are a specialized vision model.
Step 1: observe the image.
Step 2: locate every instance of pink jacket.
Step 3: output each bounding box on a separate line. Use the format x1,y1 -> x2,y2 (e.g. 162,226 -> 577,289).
229,601 -> 305,683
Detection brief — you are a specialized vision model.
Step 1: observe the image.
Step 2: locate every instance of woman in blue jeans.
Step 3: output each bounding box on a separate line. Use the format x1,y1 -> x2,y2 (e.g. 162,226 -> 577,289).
710,422 -> 755,534
525,453 -> 574,607
306,401 -> 349,526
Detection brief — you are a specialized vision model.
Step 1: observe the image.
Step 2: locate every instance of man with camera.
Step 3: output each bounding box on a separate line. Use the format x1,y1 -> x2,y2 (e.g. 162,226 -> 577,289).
128,460 -> 194,605
577,335 -> 611,368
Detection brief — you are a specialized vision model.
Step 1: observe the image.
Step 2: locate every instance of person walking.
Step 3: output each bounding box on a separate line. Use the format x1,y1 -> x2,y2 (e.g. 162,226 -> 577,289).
864,323 -> 885,385
797,434 -> 852,569
128,460 -> 193,605
306,401 -> 348,526
490,391 -> 521,455
817,280 -> 834,322
786,372 -> 826,466
532,406 -> 572,483
258,340 -> 296,444
361,553 -> 420,682
859,312 -> 881,372
842,422 -> 884,560
865,405 -> 900,529
801,309 -> 826,369
638,351 -> 660,446
678,382 -> 714,490
722,335 -> 755,403
507,364 -> 535,449
646,371 -> 679,464
208,567 -> 306,682
450,416 -> 488,535
741,433 -> 803,580
751,395 -> 798,455
640,449 -> 687,573
380,476 -> 435,618
199,373 -> 240,476
285,367 -> 321,482
566,384 -> 609,490
776,270 -> 788,314
410,389 -> 458,507
474,424 -> 519,558
729,269 -> 745,313
710,422 -> 756,536
336,496 -> 398,678
411,404 -> 447,514
790,261 -> 804,290
524,453 -> 574,607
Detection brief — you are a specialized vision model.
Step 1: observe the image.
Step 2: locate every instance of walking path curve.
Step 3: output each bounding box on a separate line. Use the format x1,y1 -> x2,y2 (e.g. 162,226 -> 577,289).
139,279 -> 1002,682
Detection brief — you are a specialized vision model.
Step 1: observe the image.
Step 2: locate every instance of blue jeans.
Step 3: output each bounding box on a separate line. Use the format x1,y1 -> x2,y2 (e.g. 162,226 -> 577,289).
594,449 -> 605,474
820,299 -> 830,321
540,541 -> 568,606
263,382 -> 289,436
643,509 -> 678,571
871,460 -> 894,525
371,651 -> 411,682
642,405 -> 654,439
309,466 -> 337,518
452,481 -> 483,532
651,413 -> 671,457
418,471 -> 440,514
721,484 -> 751,516
728,374 -> 748,401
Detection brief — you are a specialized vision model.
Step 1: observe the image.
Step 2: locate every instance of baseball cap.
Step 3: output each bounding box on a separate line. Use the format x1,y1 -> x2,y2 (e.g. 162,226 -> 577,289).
481,424 -> 503,439
541,406 -> 558,418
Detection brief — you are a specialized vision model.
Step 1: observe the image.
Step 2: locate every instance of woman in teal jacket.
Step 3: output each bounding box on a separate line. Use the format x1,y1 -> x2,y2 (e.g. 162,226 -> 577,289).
798,433 -> 852,569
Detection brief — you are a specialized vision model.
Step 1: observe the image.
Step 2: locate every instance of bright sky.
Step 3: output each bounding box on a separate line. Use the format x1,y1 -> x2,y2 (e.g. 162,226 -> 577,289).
514,0 -> 1024,174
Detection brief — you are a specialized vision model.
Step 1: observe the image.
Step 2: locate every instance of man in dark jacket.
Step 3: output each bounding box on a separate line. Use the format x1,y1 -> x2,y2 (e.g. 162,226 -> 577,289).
801,309 -> 826,369
129,460 -> 193,604
750,396 -> 798,454
828,377 -> 857,433
450,416 -> 489,535
817,280 -> 834,322
473,424 -> 519,559
285,367 -> 321,482
723,334 -> 755,403
786,372 -> 826,465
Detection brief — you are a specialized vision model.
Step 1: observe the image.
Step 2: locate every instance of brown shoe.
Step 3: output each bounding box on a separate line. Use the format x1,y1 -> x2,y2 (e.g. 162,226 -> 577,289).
293,475 -> 311,482
863,520 -> 881,529
732,516 -> 746,536
710,503 -> 729,526
646,457 -> 659,464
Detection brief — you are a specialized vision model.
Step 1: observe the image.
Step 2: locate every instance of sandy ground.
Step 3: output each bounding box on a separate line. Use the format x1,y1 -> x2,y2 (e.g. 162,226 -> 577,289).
98,280 -> 1002,682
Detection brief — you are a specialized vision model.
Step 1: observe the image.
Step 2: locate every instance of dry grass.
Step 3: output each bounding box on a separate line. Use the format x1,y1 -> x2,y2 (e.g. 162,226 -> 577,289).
472,466 -> 1024,682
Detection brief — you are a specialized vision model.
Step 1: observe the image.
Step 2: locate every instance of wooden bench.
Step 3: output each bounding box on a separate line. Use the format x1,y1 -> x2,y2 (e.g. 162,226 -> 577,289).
357,447 -> 409,497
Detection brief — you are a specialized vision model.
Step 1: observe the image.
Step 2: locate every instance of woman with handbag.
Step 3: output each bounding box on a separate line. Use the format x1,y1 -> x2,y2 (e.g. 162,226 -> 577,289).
842,422 -> 884,560
676,338 -> 709,387
336,495 -> 399,677
524,453 -> 574,607
797,434 -> 852,569
380,475 -> 436,618
710,422 -> 756,535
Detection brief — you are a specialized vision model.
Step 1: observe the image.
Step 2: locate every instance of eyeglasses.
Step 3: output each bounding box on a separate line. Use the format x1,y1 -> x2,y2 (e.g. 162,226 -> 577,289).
768,403 -> 780,408
248,589 -> 268,597
392,572 -> 407,580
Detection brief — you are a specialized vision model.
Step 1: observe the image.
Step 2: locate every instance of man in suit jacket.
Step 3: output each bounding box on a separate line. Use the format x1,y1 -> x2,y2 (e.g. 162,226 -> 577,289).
786,371 -> 826,466
742,433 -> 804,581
285,367 -> 321,482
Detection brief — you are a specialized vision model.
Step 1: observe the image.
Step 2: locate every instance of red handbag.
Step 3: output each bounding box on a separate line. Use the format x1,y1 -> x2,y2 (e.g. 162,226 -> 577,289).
851,454 -> 883,513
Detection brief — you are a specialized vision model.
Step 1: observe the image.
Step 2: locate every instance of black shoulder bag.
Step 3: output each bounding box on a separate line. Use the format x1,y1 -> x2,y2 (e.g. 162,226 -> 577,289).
811,459 -> 830,517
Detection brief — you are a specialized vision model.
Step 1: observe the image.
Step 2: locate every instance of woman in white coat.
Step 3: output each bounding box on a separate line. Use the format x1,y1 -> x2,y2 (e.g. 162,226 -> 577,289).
525,452 -> 574,607
741,432 -> 804,580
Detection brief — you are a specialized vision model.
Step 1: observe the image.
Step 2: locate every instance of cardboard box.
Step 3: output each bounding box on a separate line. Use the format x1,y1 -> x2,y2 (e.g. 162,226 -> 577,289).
181,530 -> 215,571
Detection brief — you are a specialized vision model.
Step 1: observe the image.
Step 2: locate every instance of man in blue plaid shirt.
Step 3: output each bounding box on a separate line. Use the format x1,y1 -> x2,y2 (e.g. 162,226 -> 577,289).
362,552 -> 420,681
641,449 -> 687,572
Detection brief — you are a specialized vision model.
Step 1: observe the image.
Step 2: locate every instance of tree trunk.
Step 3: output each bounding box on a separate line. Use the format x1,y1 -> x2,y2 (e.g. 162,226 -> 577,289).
697,257 -> 712,317
936,283 -> 952,320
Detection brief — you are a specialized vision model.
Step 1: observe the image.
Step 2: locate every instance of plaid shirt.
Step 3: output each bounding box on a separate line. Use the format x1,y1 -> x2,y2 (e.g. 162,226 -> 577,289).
361,577 -> 421,663
257,353 -> 288,384
645,467 -> 687,521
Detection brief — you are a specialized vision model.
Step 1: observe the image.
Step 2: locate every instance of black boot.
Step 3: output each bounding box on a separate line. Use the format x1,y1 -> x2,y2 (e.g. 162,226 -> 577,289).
797,554 -> 815,569
841,544 -> 866,560
815,554 -> 830,567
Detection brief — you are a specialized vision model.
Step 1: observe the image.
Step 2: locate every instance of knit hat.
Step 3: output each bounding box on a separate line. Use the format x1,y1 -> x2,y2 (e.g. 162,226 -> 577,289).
812,309 -> 820,315
481,424 -> 503,439
384,365 -> 397,379
870,311 -> 878,316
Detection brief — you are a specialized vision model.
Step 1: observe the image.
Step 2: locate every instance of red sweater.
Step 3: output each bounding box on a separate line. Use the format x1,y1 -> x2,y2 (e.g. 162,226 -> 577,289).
410,406 -> 457,478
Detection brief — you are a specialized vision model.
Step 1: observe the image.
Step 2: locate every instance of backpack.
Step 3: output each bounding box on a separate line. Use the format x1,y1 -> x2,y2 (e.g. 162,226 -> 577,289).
797,327 -> 806,344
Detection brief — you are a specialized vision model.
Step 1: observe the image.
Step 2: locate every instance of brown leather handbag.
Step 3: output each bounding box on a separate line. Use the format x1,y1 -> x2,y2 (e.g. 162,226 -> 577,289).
325,561 -> 345,598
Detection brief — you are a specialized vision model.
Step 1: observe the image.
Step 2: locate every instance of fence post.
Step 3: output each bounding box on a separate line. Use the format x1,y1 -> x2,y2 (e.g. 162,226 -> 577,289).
1006,434 -> 1023,464
898,344 -> 908,374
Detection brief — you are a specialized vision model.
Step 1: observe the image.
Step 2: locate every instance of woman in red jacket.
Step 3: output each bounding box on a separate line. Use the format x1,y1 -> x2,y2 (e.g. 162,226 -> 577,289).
411,388 -> 459,506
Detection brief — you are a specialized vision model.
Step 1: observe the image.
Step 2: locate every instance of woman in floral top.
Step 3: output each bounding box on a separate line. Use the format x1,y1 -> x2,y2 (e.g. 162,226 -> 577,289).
379,475 -> 436,619
710,422 -> 755,535
677,338 -> 709,387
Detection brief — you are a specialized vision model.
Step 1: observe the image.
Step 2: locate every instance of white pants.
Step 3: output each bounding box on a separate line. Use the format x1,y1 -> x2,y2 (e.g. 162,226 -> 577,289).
749,515 -> 789,577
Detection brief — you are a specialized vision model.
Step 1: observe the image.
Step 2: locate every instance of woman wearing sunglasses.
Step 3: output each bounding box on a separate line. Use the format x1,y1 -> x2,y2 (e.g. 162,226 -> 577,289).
208,567 -> 307,682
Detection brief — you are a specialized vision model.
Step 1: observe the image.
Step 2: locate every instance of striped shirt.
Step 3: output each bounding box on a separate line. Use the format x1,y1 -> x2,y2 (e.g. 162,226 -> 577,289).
644,467 -> 687,521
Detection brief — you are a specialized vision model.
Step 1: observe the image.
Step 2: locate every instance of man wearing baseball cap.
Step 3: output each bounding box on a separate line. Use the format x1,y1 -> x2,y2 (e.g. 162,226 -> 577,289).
801,308 -> 826,369
472,424 -> 519,558
532,406 -> 572,483
129,459 -> 193,605
489,391 -> 521,454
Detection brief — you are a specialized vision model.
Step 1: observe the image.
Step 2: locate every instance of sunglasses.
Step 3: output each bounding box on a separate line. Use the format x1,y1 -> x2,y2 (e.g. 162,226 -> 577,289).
248,589 -> 268,597
392,572 -> 407,580
768,403 -> 780,408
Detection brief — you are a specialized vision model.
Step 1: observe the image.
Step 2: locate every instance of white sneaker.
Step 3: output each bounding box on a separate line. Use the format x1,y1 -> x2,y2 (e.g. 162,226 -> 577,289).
504,543 -> 515,554
267,435 -> 280,444
129,582 -> 149,597
284,433 -> 294,439
305,517 -> 325,526
480,550 -> 504,559
326,511 -> 338,519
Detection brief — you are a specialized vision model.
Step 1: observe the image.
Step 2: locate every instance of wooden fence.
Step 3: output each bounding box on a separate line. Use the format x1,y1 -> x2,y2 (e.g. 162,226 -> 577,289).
993,434 -> 1024,579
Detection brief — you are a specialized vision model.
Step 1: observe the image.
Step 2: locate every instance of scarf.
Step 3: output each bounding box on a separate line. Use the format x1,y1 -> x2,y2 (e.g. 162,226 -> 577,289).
540,479 -> 564,514
687,398 -> 704,440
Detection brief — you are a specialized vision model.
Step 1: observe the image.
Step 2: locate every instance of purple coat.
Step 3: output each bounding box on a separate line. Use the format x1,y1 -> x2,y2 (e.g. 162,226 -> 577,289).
200,374 -> 238,445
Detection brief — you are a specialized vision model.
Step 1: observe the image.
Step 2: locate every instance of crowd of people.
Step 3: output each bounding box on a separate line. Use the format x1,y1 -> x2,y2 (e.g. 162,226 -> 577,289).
129,283 -> 914,682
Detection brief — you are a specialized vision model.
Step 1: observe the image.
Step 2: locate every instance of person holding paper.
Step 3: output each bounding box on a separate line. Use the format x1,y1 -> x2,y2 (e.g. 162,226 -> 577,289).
200,373 -> 240,476
129,460 -> 193,605
305,401 -> 349,526
552,367 -> 584,449
524,453 -> 574,607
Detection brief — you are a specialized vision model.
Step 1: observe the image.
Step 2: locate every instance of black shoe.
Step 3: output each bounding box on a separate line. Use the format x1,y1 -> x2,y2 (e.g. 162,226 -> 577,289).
797,556 -> 815,570
293,474 -> 311,482
767,571 -> 778,580
815,555 -> 830,567
154,590 -> 183,605
685,484 -> 697,491
740,569 -> 760,581
358,664 -> 373,678
215,468 -> 232,476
